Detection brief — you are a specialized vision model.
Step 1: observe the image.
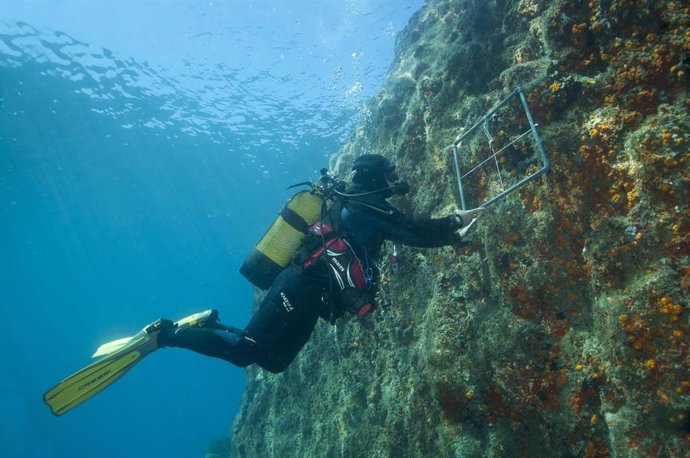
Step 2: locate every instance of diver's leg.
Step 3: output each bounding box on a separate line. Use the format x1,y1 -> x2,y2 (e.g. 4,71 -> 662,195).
158,267 -> 322,370
244,266 -> 322,373
158,325 -> 258,367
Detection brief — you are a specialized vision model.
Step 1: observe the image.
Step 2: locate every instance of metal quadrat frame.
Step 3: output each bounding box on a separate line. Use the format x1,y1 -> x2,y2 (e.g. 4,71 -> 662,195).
452,86 -> 550,210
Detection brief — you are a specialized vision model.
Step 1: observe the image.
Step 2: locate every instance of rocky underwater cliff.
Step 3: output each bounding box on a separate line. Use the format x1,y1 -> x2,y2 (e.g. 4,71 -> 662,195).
229,0 -> 689,456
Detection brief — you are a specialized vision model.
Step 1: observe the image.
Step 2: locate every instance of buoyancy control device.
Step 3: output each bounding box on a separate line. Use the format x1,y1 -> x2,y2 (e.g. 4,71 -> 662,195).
301,221 -> 375,317
240,167 -> 409,304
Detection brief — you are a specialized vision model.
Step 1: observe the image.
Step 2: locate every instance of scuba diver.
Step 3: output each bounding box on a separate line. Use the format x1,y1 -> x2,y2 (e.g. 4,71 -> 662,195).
44,154 -> 484,415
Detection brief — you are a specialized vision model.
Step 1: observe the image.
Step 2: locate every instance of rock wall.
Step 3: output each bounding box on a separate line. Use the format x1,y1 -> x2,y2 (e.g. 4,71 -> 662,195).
230,1 -> 689,456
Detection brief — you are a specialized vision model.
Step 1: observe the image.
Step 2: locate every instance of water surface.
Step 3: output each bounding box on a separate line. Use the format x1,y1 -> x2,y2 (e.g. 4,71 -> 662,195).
0,1 -> 422,457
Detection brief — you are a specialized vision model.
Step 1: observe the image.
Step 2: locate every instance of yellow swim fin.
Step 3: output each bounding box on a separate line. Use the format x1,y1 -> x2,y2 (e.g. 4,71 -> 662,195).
91,309 -> 218,358
43,319 -> 166,416
91,337 -> 132,358
44,309 -> 218,416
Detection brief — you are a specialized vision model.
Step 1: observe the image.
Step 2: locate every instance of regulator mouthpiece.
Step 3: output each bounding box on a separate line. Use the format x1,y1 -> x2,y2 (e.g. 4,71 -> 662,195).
392,181 -> 410,196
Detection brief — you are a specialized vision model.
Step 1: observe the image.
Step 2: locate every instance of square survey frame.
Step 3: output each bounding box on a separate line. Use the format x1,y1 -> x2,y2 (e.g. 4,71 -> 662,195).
452,86 -> 550,210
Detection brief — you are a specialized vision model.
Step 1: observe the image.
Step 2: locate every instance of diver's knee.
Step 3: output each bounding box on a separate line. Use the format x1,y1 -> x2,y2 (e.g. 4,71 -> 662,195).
258,361 -> 290,373
256,353 -> 294,373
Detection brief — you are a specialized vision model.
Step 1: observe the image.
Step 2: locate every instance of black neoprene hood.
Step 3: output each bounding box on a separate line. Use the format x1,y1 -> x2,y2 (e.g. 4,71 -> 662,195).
351,154 -> 398,189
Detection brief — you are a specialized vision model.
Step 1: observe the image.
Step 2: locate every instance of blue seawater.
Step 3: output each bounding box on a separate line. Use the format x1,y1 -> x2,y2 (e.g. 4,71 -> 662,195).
0,1 -> 422,457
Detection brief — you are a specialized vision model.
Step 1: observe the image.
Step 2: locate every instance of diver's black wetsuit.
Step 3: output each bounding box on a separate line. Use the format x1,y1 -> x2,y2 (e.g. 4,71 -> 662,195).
158,186 -> 464,373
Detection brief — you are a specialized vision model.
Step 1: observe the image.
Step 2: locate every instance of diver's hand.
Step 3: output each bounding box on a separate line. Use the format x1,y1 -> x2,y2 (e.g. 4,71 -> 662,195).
458,218 -> 478,238
452,207 -> 485,229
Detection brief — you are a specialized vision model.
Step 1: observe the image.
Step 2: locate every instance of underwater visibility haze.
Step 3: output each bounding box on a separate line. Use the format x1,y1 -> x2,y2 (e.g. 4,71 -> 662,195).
3,0 -> 690,456
0,1 -> 423,457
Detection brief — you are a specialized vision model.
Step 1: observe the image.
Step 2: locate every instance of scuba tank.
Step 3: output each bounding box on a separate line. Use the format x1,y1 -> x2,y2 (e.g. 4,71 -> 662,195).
240,169 -> 344,290
240,190 -> 323,289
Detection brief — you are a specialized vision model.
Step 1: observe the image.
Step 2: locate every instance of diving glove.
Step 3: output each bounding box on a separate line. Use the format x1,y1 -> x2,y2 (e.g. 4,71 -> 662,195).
458,218 -> 478,237
453,207 -> 485,226
452,207 -> 485,237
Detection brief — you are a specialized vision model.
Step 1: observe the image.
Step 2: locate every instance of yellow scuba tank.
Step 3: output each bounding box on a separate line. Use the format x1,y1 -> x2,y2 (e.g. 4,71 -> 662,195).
240,190 -> 324,289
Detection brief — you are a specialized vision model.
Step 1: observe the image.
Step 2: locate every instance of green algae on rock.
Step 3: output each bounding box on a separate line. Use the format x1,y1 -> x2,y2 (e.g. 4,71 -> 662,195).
231,0 -> 690,456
